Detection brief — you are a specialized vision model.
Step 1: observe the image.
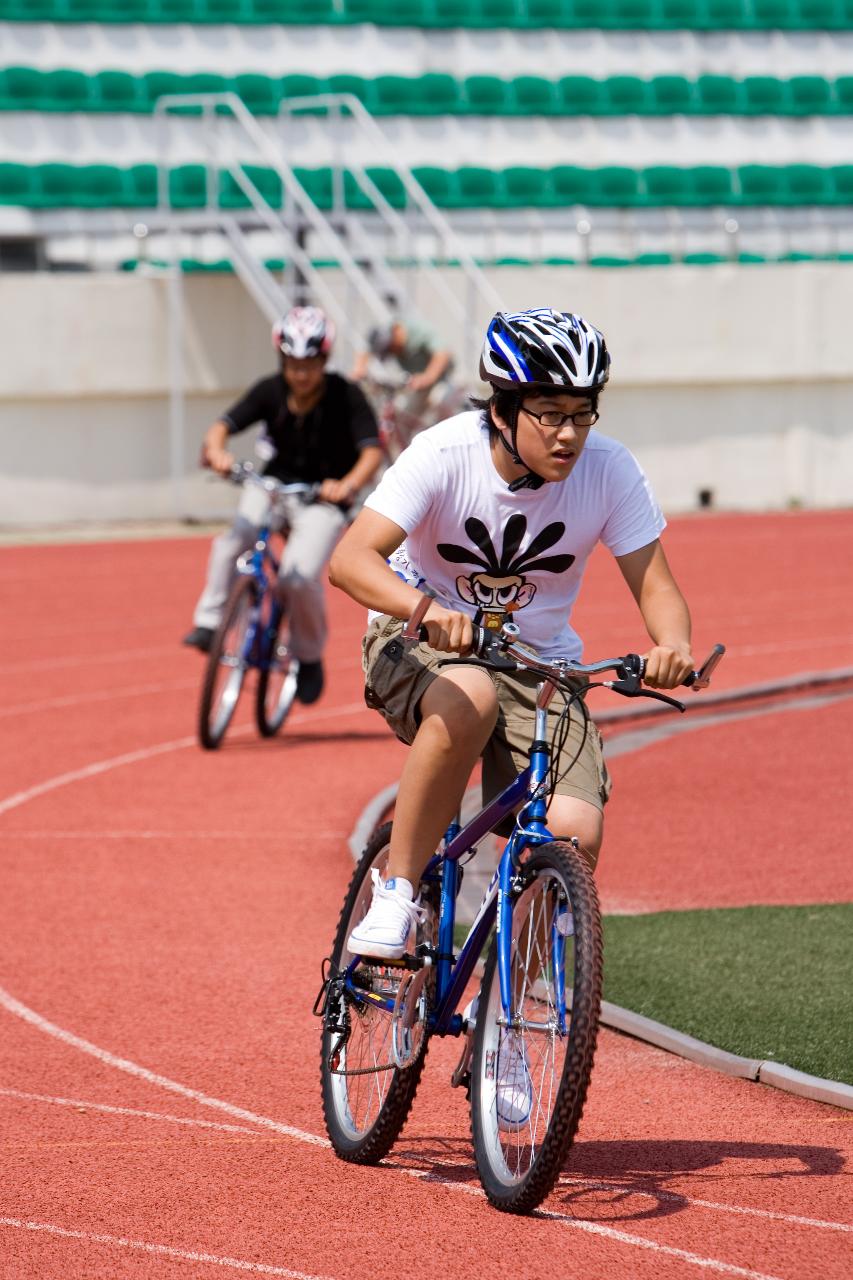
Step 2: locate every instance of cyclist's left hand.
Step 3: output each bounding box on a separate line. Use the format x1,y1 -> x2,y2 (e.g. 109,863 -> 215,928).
642,642 -> 694,689
320,478 -> 355,505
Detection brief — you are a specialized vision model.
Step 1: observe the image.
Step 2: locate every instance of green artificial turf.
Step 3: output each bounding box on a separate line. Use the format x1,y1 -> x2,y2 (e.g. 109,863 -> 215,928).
602,904 -> 853,1086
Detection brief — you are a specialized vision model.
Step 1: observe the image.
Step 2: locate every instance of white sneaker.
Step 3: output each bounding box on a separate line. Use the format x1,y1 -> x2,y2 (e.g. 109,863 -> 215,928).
347,869 -> 425,960
496,1031 -> 532,1131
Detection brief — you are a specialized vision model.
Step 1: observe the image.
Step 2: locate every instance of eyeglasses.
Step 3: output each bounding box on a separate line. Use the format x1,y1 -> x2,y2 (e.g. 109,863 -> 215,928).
522,405 -> 599,430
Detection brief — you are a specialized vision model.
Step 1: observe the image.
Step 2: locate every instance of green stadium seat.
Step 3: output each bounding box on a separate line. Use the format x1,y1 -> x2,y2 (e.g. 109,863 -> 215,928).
0,162 -> 38,205
93,70 -> 146,113
752,0 -> 798,24
37,163 -> 86,208
828,164 -> 853,203
431,0 -> 479,23
156,0 -> 203,18
796,0 -> 843,26
784,163 -> 833,202
463,76 -> 512,114
695,75 -> 743,112
588,255 -> 633,267
634,252 -> 676,265
293,167 -> 333,210
658,0 -> 702,24
456,166 -> 504,206
643,165 -> 694,203
482,0 -> 522,23
510,76 -> 558,114
741,76 -> 791,113
0,1 -> 62,16
588,166 -> 642,205
737,164 -> 788,203
233,73 -> 282,115
688,165 -> 735,203
168,163 -> 209,208
326,75 -> 379,114
414,73 -> 463,114
835,75 -> 853,110
649,75 -> 696,113
705,0 -> 752,25
549,165 -> 595,204
363,166 -> 408,208
343,0 -> 428,21
606,0 -> 660,25
682,252 -> 729,264
126,163 -> 159,207
202,0 -> 254,18
787,75 -> 833,113
142,71 -> 191,110
556,76 -> 606,114
280,74 -> 328,108
219,164 -> 283,208
503,165 -> 554,206
373,75 -> 420,114
411,166 -> 456,206
343,170 -> 373,210
604,75 -> 654,113
76,163 -> 128,207
4,67 -> 50,111
524,0 -> 567,23
42,69 -> 93,111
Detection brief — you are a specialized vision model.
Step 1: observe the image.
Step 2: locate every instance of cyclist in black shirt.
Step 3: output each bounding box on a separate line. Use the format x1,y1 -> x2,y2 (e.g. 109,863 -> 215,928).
183,307 -> 383,706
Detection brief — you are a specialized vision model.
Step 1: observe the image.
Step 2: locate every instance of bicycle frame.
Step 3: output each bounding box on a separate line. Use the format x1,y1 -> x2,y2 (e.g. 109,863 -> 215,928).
344,688 -> 562,1038
233,522 -> 283,673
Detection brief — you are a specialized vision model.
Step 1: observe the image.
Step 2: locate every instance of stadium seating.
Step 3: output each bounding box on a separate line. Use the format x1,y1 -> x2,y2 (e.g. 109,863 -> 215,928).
4,160 -> 851,209
2,69 -> 853,116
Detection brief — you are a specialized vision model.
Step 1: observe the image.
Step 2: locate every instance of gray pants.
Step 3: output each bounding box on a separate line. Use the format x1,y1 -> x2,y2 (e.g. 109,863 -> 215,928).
193,484 -> 348,663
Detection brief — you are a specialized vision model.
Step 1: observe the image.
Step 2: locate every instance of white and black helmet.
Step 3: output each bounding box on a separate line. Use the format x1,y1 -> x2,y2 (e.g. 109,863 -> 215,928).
272,306 -> 335,359
480,308 -> 610,392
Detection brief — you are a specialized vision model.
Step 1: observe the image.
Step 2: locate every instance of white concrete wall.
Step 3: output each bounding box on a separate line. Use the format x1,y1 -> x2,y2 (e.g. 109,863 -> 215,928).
1,263 -> 852,526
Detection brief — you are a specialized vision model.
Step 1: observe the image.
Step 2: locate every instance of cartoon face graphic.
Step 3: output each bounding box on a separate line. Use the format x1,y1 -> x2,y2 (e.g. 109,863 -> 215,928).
437,514 -> 575,631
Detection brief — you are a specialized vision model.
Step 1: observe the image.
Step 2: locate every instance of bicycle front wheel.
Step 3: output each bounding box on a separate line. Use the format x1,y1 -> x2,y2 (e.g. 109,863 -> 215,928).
470,840 -> 602,1213
198,577 -> 256,751
320,821 -> 434,1164
255,606 -> 299,737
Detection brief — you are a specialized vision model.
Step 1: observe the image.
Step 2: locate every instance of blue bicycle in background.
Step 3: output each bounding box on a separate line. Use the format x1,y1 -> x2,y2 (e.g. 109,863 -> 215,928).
317,592 -> 725,1213
198,462 -> 318,751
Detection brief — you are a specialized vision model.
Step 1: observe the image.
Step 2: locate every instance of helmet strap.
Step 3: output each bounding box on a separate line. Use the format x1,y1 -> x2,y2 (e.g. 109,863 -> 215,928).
497,399 -> 545,492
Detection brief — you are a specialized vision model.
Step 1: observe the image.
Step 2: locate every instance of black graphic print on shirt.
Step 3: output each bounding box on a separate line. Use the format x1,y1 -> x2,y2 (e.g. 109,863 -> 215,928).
437,514 -> 575,632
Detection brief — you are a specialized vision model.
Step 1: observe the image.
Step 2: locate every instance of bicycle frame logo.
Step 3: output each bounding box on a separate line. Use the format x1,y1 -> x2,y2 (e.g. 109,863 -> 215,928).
437,514 -> 575,632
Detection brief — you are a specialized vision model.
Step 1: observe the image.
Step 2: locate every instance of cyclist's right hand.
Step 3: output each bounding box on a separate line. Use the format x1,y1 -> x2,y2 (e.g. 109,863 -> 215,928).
204,445 -> 235,476
421,603 -> 474,654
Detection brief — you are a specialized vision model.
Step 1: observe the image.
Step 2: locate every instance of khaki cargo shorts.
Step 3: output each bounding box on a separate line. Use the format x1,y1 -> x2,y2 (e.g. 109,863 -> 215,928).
362,615 -> 611,823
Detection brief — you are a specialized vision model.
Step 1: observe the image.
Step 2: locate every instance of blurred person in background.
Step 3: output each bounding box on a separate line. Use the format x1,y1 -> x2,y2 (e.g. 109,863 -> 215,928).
183,306 -> 383,706
351,315 -> 460,426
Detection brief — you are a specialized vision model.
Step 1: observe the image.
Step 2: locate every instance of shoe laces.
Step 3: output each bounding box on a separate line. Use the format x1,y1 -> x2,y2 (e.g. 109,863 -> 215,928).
371,867 -> 426,927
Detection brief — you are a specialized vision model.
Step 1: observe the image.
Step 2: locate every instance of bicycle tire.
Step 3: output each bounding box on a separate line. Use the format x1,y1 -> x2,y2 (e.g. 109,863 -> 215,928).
470,840 -> 602,1213
255,606 -> 299,738
320,821 -> 433,1164
198,576 -> 256,751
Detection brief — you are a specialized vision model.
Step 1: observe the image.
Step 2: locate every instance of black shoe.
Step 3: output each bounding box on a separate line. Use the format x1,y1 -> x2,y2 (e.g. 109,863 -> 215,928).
296,660 -> 324,705
183,625 -> 214,653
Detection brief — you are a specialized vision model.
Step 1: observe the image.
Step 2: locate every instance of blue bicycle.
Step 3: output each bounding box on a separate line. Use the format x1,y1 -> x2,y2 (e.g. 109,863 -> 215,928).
318,594 -> 724,1213
198,463 -> 319,751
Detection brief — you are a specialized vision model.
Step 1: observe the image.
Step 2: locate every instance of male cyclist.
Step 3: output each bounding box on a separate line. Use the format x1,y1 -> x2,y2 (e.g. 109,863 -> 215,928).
183,306 -> 383,706
351,315 -> 458,426
329,307 -> 694,954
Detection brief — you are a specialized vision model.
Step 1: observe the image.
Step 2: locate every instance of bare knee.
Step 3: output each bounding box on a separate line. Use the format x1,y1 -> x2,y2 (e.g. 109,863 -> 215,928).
418,670 -> 498,754
546,797 -> 603,872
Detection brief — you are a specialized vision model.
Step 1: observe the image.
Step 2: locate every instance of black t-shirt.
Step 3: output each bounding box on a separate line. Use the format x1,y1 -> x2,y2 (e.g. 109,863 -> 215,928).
222,371 -> 379,483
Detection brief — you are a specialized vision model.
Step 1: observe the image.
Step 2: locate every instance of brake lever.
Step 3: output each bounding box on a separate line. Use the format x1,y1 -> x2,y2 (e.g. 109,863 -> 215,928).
608,678 -> 686,712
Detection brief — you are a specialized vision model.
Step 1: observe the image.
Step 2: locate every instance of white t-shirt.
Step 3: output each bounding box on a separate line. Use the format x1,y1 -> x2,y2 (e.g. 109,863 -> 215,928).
364,410 -> 665,661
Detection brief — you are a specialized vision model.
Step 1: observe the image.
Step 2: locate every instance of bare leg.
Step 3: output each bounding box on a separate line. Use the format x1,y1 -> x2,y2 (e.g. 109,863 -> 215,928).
545,795 -> 603,872
386,665 -> 498,885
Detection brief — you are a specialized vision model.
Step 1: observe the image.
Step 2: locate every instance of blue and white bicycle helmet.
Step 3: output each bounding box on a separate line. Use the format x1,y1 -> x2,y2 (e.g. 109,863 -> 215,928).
480,308 -> 610,392
272,306 -> 335,359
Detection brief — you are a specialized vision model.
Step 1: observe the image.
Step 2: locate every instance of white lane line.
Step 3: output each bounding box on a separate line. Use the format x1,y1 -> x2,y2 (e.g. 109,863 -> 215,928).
0,698 -> 369,822
398,1166 -> 785,1280
0,678 -> 197,720
0,991 -> 829,1275
0,987 -> 327,1149
557,1176 -> 853,1234
0,1218 -> 335,1280
0,1087 -> 266,1136
3,645 -> 178,676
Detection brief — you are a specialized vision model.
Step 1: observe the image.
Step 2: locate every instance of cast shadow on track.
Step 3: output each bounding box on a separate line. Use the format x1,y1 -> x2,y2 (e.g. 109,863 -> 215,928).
389,1137 -> 846,1223
218,729 -> 393,751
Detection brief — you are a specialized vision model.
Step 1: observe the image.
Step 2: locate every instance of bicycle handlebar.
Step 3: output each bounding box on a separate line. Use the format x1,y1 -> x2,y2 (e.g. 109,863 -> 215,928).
225,461 -> 321,502
403,591 -> 725,710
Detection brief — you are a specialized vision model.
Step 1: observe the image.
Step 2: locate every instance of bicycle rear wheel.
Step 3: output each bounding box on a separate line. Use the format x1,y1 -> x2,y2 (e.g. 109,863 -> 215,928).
198,576 -> 256,751
255,605 -> 299,737
320,822 -> 434,1164
470,840 -> 602,1213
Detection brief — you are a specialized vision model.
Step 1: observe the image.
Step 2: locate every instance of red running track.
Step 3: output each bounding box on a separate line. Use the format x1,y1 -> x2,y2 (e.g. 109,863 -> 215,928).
0,511 -> 851,1279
